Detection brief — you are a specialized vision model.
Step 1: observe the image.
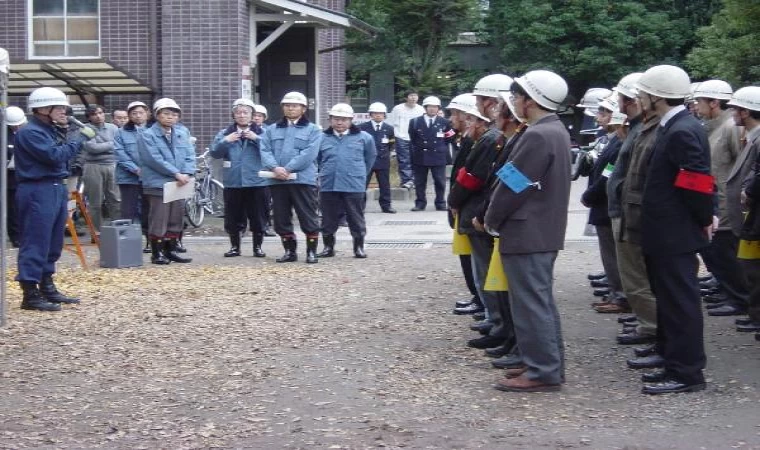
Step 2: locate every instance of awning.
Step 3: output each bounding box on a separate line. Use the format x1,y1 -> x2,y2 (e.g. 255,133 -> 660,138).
252,0 -> 378,36
7,59 -> 153,96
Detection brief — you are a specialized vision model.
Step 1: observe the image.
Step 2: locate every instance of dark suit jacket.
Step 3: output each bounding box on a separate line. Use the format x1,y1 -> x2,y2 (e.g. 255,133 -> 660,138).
582,134 -> 622,226
726,130 -> 760,237
358,121 -> 395,171
641,109 -> 712,256
485,114 -> 571,254
408,115 -> 452,167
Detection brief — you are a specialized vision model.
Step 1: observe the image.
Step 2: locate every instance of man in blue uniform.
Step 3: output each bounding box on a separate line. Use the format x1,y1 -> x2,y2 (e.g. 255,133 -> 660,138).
635,65 -> 714,395
358,102 -> 395,213
13,87 -> 96,311
409,96 -> 454,211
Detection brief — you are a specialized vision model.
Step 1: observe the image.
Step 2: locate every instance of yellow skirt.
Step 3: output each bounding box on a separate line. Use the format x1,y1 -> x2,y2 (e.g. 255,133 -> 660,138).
484,238 -> 509,291
452,215 -> 472,255
738,239 -> 760,260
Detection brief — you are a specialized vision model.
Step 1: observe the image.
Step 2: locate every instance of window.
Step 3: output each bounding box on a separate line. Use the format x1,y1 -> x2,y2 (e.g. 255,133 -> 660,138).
29,0 -> 100,58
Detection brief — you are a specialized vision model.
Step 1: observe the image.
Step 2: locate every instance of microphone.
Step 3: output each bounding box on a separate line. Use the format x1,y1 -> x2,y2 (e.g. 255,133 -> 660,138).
67,115 -> 87,128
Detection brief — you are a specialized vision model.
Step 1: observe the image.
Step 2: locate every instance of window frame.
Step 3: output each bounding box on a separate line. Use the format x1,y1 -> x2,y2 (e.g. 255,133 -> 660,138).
28,0 -> 101,60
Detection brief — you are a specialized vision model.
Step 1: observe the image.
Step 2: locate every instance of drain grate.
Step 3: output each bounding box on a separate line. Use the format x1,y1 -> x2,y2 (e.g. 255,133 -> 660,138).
365,242 -> 431,249
381,220 -> 437,226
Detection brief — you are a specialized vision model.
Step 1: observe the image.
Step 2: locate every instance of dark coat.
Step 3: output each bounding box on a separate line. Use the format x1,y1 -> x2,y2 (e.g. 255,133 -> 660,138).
726,129 -> 760,237
485,114 -> 572,254
641,109 -> 713,256
742,141 -> 760,240
357,121 -> 394,170
582,134 -> 622,226
447,133 -> 474,228
408,115 -> 453,167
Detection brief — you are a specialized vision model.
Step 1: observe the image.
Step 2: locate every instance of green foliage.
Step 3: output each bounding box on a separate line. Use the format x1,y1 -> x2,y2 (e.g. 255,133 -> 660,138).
686,0 -> 760,86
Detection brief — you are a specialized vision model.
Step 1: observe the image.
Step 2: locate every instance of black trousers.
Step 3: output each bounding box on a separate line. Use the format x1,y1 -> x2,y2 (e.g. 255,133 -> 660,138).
4,186 -> 19,243
366,168 -> 391,209
699,230 -> 749,307
223,186 -> 268,235
119,183 -> 142,224
742,259 -> 760,323
646,252 -> 706,385
320,191 -> 366,238
412,164 -> 446,209
459,255 -> 479,299
270,184 -> 320,238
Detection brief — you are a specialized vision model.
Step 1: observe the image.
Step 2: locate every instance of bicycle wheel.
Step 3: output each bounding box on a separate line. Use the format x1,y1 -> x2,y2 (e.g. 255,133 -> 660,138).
209,180 -> 225,217
185,189 -> 205,227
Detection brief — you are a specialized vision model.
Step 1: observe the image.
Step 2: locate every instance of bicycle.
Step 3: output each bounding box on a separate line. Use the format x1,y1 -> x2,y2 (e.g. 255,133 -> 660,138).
185,149 -> 225,227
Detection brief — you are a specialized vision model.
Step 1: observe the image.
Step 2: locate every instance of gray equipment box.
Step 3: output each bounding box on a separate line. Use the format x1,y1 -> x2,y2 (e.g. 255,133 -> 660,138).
99,220 -> 143,268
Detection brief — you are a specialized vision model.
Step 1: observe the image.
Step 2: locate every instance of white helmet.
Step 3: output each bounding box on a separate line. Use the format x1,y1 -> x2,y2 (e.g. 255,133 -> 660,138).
693,79 -> 733,101
328,103 -> 354,118
446,94 -> 489,122
153,97 -> 181,113
28,87 -> 69,110
281,91 -> 308,106
613,73 -> 643,99
367,102 -> 388,114
232,98 -> 256,111
636,65 -> 691,99
5,106 -> 27,126
608,111 -> 628,126
473,74 -> 514,98
577,88 -> 612,117
598,94 -> 619,113
253,104 -> 268,118
514,70 -> 568,111
422,96 -> 442,107
498,91 -> 526,123
727,86 -> 760,112
126,101 -> 149,112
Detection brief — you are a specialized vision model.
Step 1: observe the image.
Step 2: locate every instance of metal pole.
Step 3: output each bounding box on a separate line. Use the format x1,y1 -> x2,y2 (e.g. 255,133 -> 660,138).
0,48 -> 10,328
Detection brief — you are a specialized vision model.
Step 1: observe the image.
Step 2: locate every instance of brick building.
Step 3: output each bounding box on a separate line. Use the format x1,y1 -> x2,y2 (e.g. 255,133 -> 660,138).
1,0 -> 375,149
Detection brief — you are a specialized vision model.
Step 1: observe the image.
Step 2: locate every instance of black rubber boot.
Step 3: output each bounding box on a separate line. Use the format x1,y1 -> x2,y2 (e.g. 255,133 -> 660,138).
353,236 -> 367,259
306,236 -> 319,264
317,234 -> 335,258
143,234 -> 151,254
276,238 -> 298,263
253,233 -> 266,257
151,239 -> 171,265
165,239 -> 192,263
175,232 -> 187,253
19,281 -> 61,312
225,233 -> 241,257
39,274 -> 81,304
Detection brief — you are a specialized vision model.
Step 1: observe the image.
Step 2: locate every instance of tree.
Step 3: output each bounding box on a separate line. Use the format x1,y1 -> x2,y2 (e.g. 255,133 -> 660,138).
346,0 -> 481,98
686,0 -> 760,86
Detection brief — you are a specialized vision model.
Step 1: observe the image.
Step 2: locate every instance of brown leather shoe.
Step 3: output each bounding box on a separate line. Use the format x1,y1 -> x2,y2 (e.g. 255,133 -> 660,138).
595,302 -> 632,313
591,296 -> 611,308
494,374 -> 562,392
504,366 -> 528,378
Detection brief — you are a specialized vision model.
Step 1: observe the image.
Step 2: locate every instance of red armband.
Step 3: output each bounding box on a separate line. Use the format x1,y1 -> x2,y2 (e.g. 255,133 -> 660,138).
444,129 -> 456,139
674,169 -> 714,194
456,167 -> 485,191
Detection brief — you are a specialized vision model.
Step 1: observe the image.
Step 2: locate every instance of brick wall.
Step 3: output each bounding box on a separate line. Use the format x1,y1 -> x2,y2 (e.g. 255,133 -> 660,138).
312,0 -> 346,127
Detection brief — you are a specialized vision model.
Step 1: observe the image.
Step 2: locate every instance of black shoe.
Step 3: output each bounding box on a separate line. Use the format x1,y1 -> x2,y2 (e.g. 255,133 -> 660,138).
705,302 -> 728,310
701,288 -> 722,297
39,275 -> 80,304
472,311 -> 486,321
627,354 -> 665,369
150,239 -> 171,265
317,234 -> 336,258
454,303 -> 485,315
484,344 -> 511,358
708,304 -> 747,316
19,281 -> 61,312
634,344 -> 657,358
353,236 -> 367,259
642,379 -> 706,395
224,233 -> 241,257
253,233 -> 266,257
410,206 -> 425,212
276,239 -> 298,263
617,330 -> 656,345
735,317 -> 752,326
469,319 -> 491,331
491,354 -> 524,369
381,207 -> 397,214
698,274 -> 713,282
467,335 -> 504,349
305,237 -> 318,264
703,294 -> 728,304
587,271 -> 606,281
641,369 -> 668,383
593,288 -> 610,297
174,239 -> 187,253
164,239 -> 192,263
590,278 -> 609,288
456,297 -> 476,308
736,321 -> 760,332
618,315 -> 637,324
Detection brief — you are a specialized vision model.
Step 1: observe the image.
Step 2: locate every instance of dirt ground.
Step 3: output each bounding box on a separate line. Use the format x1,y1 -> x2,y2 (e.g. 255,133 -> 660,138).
1,241 -> 760,449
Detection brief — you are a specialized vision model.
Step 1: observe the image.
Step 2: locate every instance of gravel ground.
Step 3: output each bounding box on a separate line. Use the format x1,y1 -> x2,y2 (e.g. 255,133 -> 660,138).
1,241 -> 760,449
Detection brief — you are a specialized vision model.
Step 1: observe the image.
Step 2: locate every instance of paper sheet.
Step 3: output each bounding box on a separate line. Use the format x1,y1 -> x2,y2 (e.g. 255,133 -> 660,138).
163,178 -> 196,203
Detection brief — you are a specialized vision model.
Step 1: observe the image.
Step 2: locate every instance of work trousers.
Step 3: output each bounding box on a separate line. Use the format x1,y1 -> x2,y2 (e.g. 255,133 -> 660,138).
119,183 -> 142,224
270,184 -> 320,238
320,191 -> 366,238
596,224 -> 625,301
146,194 -> 184,239
741,259 -> 760,323
83,163 -> 120,231
394,139 -> 414,184
223,186 -> 268,235
469,233 -> 514,344
700,230 -> 749,307
412,164 -> 446,210
16,180 -> 67,282
366,168 -> 391,210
